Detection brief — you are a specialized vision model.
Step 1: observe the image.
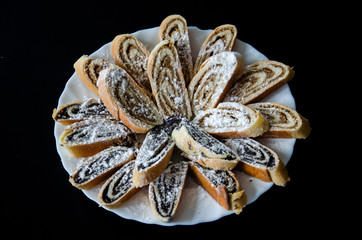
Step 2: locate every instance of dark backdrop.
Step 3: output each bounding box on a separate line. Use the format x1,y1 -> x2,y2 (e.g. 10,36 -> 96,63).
2,1 -> 325,238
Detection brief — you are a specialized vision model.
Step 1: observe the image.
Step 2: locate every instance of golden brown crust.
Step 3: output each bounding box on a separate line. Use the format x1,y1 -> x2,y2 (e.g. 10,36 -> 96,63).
188,162 -> 246,214
193,24 -> 237,75
74,55 -> 111,96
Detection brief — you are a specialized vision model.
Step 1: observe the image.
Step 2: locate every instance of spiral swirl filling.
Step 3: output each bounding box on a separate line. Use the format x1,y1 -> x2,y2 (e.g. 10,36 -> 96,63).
182,120 -> 237,160
226,63 -> 287,103
85,58 -> 110,85
149,161 -> 188,220
100,160 -> 135,204
55,100 -> 112,120
162,21 -> 193,84
222,138 -> 275,168
254,105 -> 299,129
118,36 -> 151,91
192,61 -> 234,113
65,120 -> 135,146
107,69 -> 160,125
194,26 -> 236,74
72,146 -> 135,184
151,45 -> 189,117
136,126 -> 174,171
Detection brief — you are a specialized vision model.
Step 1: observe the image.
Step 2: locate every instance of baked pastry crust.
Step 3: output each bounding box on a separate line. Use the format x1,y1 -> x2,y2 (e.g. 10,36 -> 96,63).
159,14 -> 193,86
98,160 -> 140,209
111,34 -> 152,97
224,60 -> 295,104
59,119 -> 136,158
248,102 -> 311,138
193,24 -> 237,75
222,138 -> 290,186
97,66 -> 163,133
188,51 -> 244,115
52,98 -> 113,125
149,161 -> 189,222
193,102 -> 269,138
69,146 -> 137,189
132,125 -> 175,187
147,39 -> 192,119
189,162 -> 246,214
74,55 -> 111,95
171,118 -> 239,170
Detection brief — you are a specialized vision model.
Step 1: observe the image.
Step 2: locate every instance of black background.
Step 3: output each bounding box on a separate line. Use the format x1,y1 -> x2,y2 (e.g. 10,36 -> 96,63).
2,1 -> 329,238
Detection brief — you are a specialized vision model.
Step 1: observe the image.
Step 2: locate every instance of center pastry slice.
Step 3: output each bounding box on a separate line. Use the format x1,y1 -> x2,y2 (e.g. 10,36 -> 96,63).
171,118 -> 239,170
147,38 -> 192,119
149,161 -> 189,222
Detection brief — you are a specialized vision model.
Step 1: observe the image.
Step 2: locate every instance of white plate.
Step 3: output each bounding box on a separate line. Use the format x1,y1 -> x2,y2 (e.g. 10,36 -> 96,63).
54,26 -> 296,226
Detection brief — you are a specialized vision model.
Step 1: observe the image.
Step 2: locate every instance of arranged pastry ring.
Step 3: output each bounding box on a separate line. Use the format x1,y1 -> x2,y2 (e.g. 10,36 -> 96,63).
54,21 -> 307,225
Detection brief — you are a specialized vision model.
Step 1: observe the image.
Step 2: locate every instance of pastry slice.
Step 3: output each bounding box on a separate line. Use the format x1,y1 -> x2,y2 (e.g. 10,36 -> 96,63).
59,119 -> 136,158
52,98 -> 114,125
74,55 -> 111,95
189,162 -> 246,214
133,125 -> 175,187
149,161 -> 189,222
224,60 -> 295,104
171,118 -> 239,170
98,160 -> 139,209
222,138 -> 290,186
248,102 -> 311,138
193,24 -> 237,75
147,39 -> 192,119
111,34 -> 152,96
193,102 -> 269,138
97,66 -> 163,133
188,51 -> 244,115
69,146 -> 137,189
159,14 -> 193,85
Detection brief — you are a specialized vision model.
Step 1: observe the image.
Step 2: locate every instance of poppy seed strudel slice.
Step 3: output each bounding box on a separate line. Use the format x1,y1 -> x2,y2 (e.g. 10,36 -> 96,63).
53,98 -> 114,125
222,138 -> 290,186
149,161 -> 189,222
59,119 -> 136,158
98,160 -> 139,209
69,146 -> 137,189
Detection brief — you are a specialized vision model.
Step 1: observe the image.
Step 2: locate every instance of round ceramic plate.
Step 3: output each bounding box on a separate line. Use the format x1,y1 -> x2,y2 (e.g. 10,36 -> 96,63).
54,26 -> 296,226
